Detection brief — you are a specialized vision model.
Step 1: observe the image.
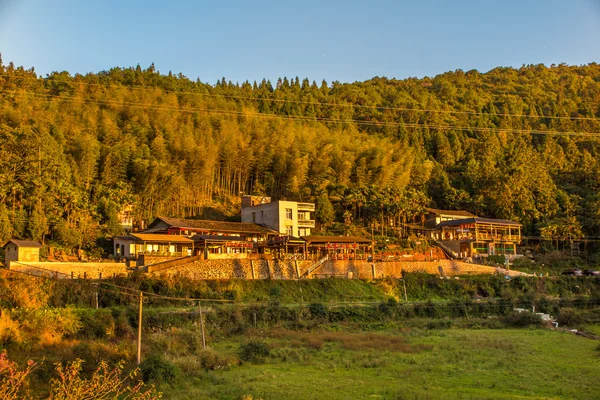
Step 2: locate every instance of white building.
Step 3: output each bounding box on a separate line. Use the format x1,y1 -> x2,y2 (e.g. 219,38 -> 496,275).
241,196 -> 315,237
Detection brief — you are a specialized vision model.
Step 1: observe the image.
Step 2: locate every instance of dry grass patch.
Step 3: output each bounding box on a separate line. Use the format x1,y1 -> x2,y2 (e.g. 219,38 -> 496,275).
266,329 -> 431,353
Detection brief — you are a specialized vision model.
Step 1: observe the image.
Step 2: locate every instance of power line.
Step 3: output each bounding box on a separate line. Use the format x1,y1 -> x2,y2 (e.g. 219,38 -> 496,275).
2,89 -> 599,137
98,282 -> 235,303
2,73 -> 600,121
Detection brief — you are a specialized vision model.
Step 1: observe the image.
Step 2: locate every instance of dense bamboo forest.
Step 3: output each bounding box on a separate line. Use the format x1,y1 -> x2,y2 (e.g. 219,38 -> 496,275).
1,57 -> 600,252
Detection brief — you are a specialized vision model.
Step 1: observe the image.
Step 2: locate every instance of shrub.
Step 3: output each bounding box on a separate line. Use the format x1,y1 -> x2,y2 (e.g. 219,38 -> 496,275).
556,308 -> 583,327
0,351 -> 38,400
504,311 -> 543,327
426,319 -> 453,330
308,303 -> 328,319
239,340 -> 270,363
198,349 -> 230,370
76,309 -> 115,339
50,359 -> 160,399
139,355 -> 179,385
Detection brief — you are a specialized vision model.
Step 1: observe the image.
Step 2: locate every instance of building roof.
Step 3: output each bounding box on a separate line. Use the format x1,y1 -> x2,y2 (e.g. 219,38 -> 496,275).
436,217 -> 522,228
426,208 -> 477,218
302,235 -> 373,244
148,216 -> 277,235
191,234 -> 250,242
118,234 -> 194,243
3,239 -> 43,248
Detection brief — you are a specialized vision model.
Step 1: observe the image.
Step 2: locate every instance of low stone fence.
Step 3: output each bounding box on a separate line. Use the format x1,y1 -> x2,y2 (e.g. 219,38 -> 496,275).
9,261 -> 128,279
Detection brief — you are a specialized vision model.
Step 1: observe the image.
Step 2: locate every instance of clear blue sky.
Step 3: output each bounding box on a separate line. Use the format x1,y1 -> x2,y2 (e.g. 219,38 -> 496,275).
1,0 -> 599,84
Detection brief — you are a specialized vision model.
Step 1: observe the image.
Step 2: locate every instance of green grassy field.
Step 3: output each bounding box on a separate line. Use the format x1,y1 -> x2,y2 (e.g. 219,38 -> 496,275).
158,327 -> 600,400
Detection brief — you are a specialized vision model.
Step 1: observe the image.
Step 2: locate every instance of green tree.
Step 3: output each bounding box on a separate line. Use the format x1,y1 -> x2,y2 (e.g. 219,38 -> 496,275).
27,202 -> 47,243
316,193 -> 334,228
0,204 -> 12,243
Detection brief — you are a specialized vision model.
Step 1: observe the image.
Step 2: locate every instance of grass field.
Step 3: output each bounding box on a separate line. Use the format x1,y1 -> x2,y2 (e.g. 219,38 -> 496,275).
158,326 -> 600,400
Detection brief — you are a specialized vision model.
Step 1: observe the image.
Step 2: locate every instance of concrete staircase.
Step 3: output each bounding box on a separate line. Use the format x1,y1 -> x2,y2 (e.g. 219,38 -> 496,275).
303,255 -> 329,277
434,240 -> 460,259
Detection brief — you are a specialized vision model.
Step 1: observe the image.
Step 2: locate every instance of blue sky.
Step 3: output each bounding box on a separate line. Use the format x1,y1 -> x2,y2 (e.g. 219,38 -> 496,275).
0,0 -> 599,84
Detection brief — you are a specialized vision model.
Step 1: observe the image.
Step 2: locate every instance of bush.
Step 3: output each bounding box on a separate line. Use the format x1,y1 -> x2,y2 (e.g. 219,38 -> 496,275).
77,309 -> 115,339
139,355 -> 179,385
504,311 -> 544,328
239,340 -> 270,363
198,349 -> 231,370
308,303 -> 328,319
556,308 -> 583,327
426,319 -> 453,330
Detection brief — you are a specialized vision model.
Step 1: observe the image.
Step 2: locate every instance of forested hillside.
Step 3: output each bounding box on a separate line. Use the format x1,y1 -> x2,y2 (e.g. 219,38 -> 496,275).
1,58 -> 600,252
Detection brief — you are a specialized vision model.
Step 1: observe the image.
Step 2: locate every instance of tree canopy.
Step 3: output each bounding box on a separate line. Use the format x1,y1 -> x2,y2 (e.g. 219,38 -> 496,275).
1,59 -> 600,250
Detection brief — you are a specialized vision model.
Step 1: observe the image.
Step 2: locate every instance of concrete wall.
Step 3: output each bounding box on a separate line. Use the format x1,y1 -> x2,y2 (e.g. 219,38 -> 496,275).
9,262 -> 128,279
242,200 -> 314,237
242,201 -> 282,233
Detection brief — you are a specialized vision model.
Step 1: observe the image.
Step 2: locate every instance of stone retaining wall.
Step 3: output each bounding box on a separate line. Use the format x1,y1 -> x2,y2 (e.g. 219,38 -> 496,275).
10,262 -> 128,279
313,260 -> 521,278
148,259 -> 313,280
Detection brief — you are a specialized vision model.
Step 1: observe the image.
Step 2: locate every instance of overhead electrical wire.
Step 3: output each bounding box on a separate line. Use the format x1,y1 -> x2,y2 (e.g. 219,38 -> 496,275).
2,89 -> 599,137
1,73 -> 600,121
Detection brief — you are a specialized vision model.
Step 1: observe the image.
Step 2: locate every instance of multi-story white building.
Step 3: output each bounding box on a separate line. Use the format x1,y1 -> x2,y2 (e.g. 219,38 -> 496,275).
241,196 -> 315,237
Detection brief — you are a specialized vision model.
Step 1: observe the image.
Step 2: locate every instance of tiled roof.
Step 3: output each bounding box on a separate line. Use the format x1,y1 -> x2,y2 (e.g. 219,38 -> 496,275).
191,234 -> 250,242
426,208 -> 477,218
4,239 -> 42,248
302,236 -> 373,244
153,216 -> 276,234
436,217 -> 522,228
129,234 -> 194,243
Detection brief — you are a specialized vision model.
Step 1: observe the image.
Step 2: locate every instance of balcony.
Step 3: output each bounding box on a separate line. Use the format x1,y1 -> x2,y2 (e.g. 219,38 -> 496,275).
297,203 -> 315,211
298,218 -> 316,228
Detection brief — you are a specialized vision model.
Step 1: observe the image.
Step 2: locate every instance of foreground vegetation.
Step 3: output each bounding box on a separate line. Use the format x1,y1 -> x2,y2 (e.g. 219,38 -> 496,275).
2,271 -> 600,398
160,327 -> 600,399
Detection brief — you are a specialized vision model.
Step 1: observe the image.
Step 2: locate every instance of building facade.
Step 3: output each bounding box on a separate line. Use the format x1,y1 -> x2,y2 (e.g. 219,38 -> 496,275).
241,197 -> 315,237
435,217 -> 522,258
3,239 -> 42,267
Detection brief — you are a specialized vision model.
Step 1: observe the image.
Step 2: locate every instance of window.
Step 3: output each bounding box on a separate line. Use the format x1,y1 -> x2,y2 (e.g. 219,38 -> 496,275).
285,208 -> 293,220
252,212 -> 256,223
286,226 -> 293,236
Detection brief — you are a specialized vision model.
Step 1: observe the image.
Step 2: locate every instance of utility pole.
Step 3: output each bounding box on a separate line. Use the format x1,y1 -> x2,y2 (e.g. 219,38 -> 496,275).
199,301 -> 206,350
402,279 -> 408,302
137,291 -> 143,365
95,292 -> 99,309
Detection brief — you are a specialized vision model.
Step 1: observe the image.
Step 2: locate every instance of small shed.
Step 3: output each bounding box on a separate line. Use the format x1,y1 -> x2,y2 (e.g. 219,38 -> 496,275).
3,239 -> 43,267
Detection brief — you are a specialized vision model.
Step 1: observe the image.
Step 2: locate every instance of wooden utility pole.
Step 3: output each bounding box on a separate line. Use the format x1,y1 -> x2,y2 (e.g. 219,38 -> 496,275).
137,291 -> 143,365
199,302 -> 206,350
